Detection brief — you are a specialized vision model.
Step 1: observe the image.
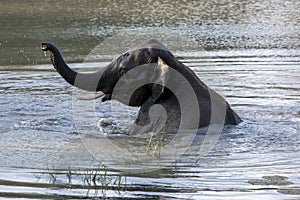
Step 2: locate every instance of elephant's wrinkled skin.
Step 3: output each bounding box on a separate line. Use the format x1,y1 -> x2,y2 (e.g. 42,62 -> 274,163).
41,39 -> 241,134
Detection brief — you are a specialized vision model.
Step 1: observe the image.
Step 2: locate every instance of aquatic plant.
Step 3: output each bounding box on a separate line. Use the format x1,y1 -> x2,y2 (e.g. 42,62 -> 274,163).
34,163 -> 127,198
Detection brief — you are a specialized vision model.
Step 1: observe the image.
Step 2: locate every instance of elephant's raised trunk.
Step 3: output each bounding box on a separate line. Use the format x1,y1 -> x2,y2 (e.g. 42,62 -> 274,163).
41,42 -> 105,92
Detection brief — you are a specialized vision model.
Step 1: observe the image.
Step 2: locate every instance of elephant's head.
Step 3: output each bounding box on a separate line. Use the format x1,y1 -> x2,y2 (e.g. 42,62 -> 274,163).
41,40 -> 172,106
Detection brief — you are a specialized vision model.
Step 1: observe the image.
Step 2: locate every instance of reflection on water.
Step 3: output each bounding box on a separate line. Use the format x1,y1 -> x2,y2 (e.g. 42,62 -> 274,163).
0,0 -> 299,199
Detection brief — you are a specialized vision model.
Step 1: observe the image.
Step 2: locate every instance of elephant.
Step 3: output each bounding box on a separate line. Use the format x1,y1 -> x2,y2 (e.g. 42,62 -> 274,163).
41,39 -> 241,134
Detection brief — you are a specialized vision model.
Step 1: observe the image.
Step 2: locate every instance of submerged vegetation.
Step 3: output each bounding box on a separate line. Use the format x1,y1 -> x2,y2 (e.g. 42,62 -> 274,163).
34,163 -> 127,198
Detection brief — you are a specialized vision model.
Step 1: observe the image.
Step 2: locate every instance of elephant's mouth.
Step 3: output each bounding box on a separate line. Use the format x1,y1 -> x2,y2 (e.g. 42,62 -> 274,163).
101,93 -> 111,102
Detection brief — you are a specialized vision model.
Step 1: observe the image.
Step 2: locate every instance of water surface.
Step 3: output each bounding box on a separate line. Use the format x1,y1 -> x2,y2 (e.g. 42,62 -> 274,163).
0,0 -> 299,199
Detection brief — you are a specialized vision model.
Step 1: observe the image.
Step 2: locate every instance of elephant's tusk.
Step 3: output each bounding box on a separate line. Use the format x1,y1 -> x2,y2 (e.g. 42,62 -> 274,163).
77,92 -> 106,100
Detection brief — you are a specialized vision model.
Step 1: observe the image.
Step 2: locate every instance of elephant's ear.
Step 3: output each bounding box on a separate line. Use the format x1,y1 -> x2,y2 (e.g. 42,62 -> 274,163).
151,57 -> 170,102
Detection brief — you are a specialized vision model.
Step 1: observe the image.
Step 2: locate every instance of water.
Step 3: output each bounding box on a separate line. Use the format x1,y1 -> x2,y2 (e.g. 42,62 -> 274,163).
0,1 -> 300,199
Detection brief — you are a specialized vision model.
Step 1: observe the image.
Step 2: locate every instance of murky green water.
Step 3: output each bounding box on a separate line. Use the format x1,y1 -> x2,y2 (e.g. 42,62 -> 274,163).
0,1 -> 299,199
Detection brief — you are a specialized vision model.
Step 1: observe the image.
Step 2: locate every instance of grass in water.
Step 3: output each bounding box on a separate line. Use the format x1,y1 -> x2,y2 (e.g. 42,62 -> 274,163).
35,163 -> 127,198
146,133 -> 164,159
